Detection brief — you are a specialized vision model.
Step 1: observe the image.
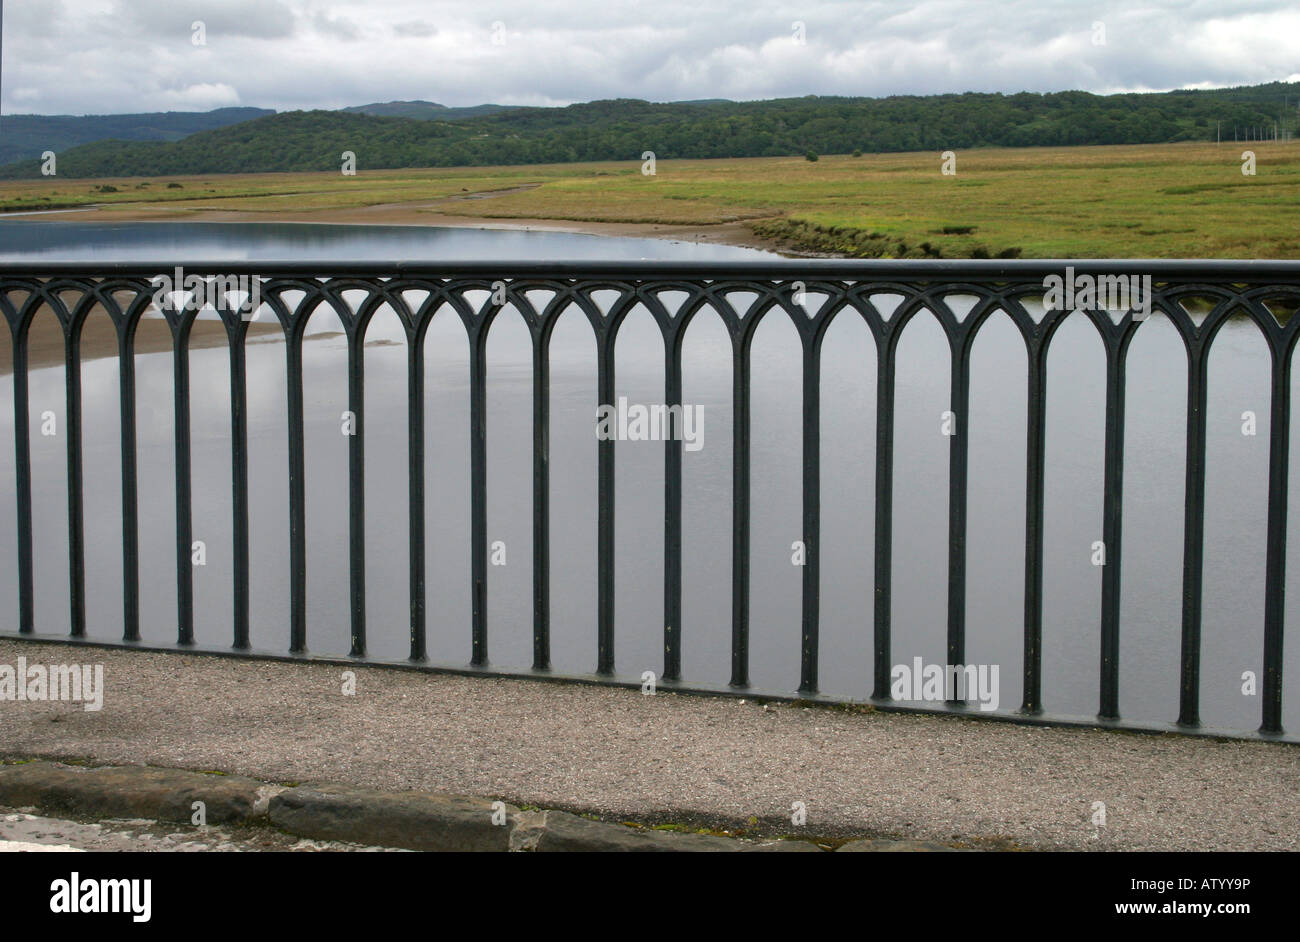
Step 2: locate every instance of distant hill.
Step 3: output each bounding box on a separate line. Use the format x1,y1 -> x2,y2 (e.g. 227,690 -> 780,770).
0,107 -> 275,165
2,82 -> 1296,179
341,100 -> 512,120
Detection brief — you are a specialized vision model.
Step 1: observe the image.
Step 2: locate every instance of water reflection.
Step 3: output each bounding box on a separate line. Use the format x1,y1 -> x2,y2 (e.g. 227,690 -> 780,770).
0,220 -> 782,263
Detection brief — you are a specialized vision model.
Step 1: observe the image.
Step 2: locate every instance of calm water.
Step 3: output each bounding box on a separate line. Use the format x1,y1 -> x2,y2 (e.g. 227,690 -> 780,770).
0,219 -> 775,262
0,220 -> 1296,733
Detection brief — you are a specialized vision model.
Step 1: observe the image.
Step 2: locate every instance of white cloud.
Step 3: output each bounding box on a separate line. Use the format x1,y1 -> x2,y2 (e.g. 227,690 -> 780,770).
154,83 -> 243,110
1,0 -> 1298,114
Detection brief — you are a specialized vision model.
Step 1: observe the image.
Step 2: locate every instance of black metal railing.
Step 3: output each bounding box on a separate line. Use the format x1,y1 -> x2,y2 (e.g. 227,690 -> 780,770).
2,260 -> 1298,741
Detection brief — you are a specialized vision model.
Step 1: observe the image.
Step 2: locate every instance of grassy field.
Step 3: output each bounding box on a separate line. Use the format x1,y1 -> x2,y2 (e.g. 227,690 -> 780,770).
2,141 -> 1298,258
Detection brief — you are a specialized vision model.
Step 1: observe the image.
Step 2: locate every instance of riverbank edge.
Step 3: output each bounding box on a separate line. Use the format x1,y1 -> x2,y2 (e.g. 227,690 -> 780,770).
0,194 -> 1042,262
0,199 -> 819,258
0,758 -> 970,852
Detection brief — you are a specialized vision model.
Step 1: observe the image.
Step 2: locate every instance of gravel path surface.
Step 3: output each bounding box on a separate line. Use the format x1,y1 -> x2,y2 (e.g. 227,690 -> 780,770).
1,639 -> 1297,850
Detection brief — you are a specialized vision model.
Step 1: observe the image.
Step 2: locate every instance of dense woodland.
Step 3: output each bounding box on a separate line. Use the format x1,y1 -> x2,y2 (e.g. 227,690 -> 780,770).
0,107 -> 274,166
2,82 -> 1296,179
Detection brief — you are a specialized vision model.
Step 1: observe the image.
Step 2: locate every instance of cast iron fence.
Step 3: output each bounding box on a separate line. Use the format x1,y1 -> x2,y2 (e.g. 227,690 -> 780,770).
2,260 -> 1298,741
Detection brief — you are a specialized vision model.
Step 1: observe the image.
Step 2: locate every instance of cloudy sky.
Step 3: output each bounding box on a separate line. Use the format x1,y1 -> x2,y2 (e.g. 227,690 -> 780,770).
4,0 -> 1299,115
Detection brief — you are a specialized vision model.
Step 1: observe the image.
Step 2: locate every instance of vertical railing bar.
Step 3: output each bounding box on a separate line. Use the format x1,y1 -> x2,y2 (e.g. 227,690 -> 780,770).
596,329 -> 616,675
799,332 -> 821,695
229,320 -> 250,650
532,324 -> 551,671
118,316 -> 140,642
64,316 -> 86,638
12,323 -> 34,633
871,338 -> 897,700
285,324 -> 307,654
469,325 -> 488,666
946,335 -> 971,698
1098,336 -> 1129,720
408,325 -> 427,661
1177,350 -> 1208,727
173,317 -> 194,646
346,326 -> 367,657
1261,342 -> 1291,734
1021,341 -> 1049,713
664,329 -> 683,682
730,334 -> 751,687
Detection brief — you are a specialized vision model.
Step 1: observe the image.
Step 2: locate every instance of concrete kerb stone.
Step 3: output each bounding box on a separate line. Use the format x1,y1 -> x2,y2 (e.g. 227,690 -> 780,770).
0,760 -> 963,852
528,810 -> 823,852
266,783 -> 517,852
0,760 -> 267,825
837,838 -> 965,852
264,789 -> 825,852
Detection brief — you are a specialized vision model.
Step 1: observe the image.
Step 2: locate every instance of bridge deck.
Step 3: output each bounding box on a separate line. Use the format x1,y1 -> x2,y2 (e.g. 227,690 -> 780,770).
1,638 -> 1295,851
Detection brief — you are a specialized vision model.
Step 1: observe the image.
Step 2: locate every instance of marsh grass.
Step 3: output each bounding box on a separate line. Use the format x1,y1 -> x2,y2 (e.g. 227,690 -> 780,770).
2,141 -> 1296,258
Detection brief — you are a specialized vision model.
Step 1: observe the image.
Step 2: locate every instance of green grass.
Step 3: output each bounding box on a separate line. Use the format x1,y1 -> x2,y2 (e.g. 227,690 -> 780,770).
2,140 -> 1298,257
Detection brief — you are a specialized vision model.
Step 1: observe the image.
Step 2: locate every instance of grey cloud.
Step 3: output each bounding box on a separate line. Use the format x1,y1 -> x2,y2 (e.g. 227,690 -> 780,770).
393,20 -> 439,38
2,0 -> 1298,115
312,12 -> 362,40
117,0 -> 296,41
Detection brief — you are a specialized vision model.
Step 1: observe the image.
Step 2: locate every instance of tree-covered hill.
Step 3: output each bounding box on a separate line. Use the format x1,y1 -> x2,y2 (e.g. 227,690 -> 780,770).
0,107 -> 275,166
3,81 -> 1296,179
341,100 -> 512,120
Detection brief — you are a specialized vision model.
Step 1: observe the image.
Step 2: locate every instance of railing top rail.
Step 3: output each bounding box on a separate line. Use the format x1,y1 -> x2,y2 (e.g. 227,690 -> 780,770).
2,258 -> 1300,281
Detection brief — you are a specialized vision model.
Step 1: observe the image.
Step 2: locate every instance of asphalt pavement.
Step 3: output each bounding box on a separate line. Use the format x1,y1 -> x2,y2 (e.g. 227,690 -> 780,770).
2,638 -> 1297,850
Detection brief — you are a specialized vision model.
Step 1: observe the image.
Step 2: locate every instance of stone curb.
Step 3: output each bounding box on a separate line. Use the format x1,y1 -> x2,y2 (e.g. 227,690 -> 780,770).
267,783 -> 517,852
522,810 -> 823,852
0,760 -> 271,825
264,787 -> 821,851
0,760 -> 967,852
